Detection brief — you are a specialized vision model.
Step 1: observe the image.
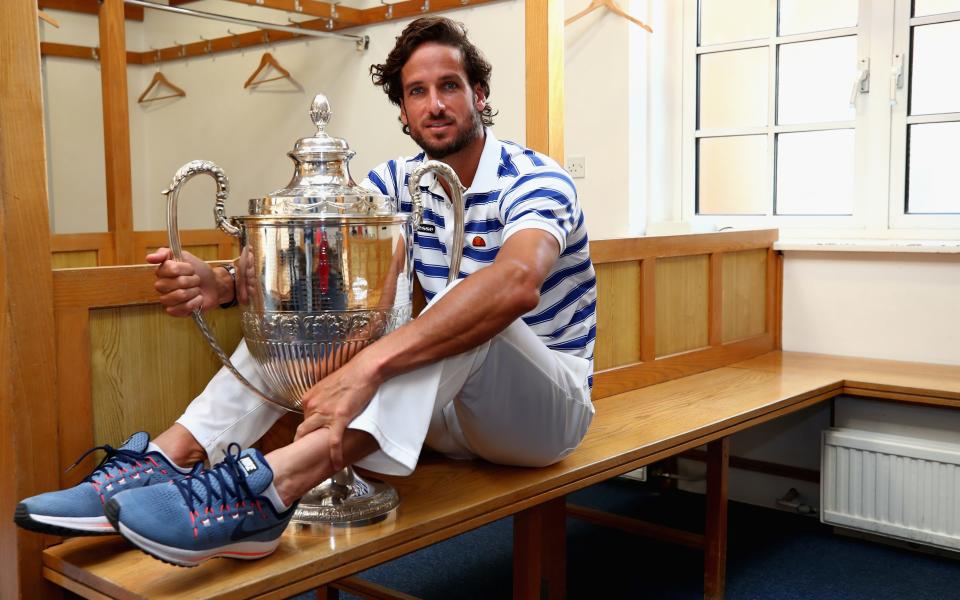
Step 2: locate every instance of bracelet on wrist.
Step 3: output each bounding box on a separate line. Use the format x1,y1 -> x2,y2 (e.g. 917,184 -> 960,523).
219,264 -> 239,309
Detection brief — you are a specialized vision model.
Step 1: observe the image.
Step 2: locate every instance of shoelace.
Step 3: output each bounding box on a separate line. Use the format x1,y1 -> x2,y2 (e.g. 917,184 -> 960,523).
68,444 -> 152,483
174,443 -> 259,519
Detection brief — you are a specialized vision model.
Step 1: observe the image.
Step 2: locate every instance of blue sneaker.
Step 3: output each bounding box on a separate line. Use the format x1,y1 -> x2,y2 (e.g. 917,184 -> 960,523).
14,432 -> 192,536
105,444 -> 297,567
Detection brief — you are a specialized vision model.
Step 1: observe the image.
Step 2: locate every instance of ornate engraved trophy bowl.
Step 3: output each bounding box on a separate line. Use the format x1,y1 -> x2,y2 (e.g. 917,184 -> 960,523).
163,93 -> 464,527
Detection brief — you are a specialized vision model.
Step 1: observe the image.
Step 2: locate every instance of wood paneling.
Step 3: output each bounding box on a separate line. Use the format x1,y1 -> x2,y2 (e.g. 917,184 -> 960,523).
525,0 -> 564,162
99,0 -> 135,264
721,249 -> 767,343
39,0 -> 144,20
1,1 -> 61,597
51,232 -> 114,265
594,261 -> 641,370
89,305 -> 242,446
591,230 -> 778,264
134,229 -> 238,264
655,255 -> 709,358
53,250 -> 99,268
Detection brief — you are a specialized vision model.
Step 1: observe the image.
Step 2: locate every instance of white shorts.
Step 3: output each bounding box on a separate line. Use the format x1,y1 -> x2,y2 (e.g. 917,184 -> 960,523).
177,283 -> 595,475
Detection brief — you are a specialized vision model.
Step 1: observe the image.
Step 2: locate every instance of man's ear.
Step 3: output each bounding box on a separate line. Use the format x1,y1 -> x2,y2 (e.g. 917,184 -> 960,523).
473,85 -> 486,111
400,102 -> 408,126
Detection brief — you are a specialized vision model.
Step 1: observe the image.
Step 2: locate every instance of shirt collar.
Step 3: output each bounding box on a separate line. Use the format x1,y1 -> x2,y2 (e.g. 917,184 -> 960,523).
419,127 -> 501,197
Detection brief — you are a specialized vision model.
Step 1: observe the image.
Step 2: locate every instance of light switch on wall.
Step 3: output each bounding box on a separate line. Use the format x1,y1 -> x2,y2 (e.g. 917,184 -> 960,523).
565,155 -> 585,178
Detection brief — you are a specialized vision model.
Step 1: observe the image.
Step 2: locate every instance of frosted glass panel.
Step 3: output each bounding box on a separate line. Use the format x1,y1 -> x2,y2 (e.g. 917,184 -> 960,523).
914,0 -> 960,16
911,22 -> 960,116
698,136 -> 768,215
907,123 -> 960,214
699,49 -> 768,129
776,130 -> 854,215
778,37 -> 857,125
779,0 -> 857,36
700,0 -> 769,45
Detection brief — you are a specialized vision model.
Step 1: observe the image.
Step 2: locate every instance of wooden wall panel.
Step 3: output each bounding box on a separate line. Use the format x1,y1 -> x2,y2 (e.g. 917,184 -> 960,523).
89,305 -> 242,445
52,250 -> 99,268
655,255 -> 709,358
721,249 -> 767,343
594,261 -> 641,370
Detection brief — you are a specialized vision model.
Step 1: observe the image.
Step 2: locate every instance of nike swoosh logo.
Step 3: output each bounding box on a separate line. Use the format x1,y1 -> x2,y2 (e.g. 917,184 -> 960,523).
230,517 -> 283,541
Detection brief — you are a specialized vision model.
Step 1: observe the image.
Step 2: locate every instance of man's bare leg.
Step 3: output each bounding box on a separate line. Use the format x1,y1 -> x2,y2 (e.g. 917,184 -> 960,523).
153,423 -> 207,466
267,428 -> 378,506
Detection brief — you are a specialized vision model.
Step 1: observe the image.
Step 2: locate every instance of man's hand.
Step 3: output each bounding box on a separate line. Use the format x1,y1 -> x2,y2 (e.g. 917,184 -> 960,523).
146,247 -> 222,317
295,352 -> 383,471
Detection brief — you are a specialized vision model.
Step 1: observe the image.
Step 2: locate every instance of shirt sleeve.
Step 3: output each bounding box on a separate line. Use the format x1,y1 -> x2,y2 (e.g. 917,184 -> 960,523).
498,167 -> 579,254
360,159 -> 401,202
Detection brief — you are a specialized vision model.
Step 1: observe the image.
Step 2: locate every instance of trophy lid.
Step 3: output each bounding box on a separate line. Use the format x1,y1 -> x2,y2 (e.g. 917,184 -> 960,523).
248,93 -> 396,219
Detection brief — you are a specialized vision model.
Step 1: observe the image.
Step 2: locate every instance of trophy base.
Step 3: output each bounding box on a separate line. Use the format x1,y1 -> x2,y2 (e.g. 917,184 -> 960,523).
290,467 -> 399,529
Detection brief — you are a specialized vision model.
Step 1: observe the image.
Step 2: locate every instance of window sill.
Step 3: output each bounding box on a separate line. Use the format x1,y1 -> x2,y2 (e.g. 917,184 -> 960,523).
774,239 -> 960,254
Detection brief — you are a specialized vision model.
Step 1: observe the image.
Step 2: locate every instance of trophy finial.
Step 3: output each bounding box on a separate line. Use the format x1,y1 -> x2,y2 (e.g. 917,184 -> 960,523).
310,94 -> 331,135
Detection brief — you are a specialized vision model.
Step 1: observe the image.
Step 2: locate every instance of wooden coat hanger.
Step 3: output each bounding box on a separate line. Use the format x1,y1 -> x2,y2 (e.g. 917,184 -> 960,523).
38,10 -> 60,28
566,0 -> 653,33
138,51 -> 186,103
244,52 -> 292,88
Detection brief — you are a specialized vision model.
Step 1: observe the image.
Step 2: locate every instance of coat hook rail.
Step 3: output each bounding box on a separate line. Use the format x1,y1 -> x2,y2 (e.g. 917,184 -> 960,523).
124,0 -> 365,43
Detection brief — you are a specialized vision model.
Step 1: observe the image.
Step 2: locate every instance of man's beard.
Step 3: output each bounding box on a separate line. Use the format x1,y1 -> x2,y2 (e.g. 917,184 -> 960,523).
410,109 -> 484,159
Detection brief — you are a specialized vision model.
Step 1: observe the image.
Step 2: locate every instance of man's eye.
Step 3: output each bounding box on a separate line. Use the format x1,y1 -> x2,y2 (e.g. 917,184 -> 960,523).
443,81 -> 458,90
409,87 -> 423,96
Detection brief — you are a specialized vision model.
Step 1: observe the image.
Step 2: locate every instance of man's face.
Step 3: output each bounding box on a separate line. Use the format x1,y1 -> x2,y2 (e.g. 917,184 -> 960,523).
399,42 -> 485,159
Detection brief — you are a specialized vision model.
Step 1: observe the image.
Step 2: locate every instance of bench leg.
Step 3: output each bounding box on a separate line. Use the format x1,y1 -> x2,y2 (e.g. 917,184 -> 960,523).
513,496 -> 566,600
704,437 -> 729,600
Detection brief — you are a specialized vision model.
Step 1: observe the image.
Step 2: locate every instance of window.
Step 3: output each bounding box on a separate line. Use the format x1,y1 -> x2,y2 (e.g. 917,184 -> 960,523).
681,0 -> 960,237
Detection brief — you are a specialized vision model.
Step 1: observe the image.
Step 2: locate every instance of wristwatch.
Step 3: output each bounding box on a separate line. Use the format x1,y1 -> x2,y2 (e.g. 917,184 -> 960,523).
219,263 -> 239,309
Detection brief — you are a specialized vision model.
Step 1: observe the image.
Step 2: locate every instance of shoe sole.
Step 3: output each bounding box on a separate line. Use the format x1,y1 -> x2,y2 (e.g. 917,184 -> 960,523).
14,503 -> 116,537
105,501 -> 280,568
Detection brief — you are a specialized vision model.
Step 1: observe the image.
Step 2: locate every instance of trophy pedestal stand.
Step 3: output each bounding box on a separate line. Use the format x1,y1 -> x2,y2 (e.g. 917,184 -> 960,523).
290,466 -> 399,528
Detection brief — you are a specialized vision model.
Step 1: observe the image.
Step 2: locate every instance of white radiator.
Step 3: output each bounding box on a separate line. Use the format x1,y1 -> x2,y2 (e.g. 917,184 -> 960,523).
821,427 -> 960,551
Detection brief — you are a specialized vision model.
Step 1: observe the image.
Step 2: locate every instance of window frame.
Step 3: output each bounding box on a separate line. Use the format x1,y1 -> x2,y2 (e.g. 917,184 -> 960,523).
676,0 -> 960,240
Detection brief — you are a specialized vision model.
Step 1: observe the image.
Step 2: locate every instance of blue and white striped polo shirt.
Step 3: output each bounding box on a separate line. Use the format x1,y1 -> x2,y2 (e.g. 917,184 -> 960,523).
363,129 -> 597,373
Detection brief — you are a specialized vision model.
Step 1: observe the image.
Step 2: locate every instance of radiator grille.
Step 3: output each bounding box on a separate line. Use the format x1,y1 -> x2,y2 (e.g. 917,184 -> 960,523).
821,428 -> 960,551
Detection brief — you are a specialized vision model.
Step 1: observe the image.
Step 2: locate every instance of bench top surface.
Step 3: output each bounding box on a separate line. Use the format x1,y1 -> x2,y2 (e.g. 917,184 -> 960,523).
43,351 -> 960,600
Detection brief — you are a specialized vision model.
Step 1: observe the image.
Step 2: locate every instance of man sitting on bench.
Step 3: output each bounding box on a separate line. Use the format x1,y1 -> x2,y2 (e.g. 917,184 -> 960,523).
15,16 -> 597,568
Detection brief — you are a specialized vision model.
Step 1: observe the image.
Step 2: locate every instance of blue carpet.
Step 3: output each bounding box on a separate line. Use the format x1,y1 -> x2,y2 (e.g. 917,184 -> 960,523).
292,478 -> 960,599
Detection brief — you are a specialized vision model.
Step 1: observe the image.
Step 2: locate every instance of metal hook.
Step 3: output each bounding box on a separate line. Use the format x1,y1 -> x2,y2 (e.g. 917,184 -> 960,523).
262,30 -> 270,45
227,29 -> 241,49
331,1 -> 340,19
381,0 -> 393,19
173,40 -> 186,58
151,46 -> 161,70
293,0 -> 303,11
421,0 -> 429,12
91,46 -> 99,61
199,35 -> 213,54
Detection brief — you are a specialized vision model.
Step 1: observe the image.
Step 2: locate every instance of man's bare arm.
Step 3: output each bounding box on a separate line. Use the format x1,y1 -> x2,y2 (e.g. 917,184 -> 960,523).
296,228 -> 562,467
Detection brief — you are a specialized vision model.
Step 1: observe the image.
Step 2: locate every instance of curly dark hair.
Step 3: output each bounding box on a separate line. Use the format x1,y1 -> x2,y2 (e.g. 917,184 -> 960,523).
370,16 -> 496,130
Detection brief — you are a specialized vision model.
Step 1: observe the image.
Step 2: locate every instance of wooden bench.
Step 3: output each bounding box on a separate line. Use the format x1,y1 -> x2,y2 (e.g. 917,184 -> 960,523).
31,229 -> 959,598
41,351 -> 960,599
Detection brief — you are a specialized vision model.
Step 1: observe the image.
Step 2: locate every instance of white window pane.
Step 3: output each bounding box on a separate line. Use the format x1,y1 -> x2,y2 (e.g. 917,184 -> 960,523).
914,0 -> 960,17
699,49 -> 768,129
911,22 -> 960,116
779,0 -> 858,36
778,37 -> 857,125
700,0 -> 770,46
776,130 -> 854,215
907,122 -> 960,214
698,136 -> 769,215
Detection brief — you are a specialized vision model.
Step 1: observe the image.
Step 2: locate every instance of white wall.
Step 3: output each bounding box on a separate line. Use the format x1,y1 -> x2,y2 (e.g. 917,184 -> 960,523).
41,0 -> 642,242
783,251 -> 960,366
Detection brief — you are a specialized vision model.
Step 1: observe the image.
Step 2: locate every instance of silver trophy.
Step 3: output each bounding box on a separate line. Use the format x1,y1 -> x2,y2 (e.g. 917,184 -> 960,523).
164,93 -> 464,526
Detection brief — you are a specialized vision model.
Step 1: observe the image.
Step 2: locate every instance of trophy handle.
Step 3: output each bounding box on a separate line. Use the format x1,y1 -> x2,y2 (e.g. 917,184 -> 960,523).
407,160 -> 465,285
163,160 -> 297,414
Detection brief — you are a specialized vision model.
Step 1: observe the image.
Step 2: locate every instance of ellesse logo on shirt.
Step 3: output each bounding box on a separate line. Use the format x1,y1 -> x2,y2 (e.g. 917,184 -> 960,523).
471,236 -> 486,248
